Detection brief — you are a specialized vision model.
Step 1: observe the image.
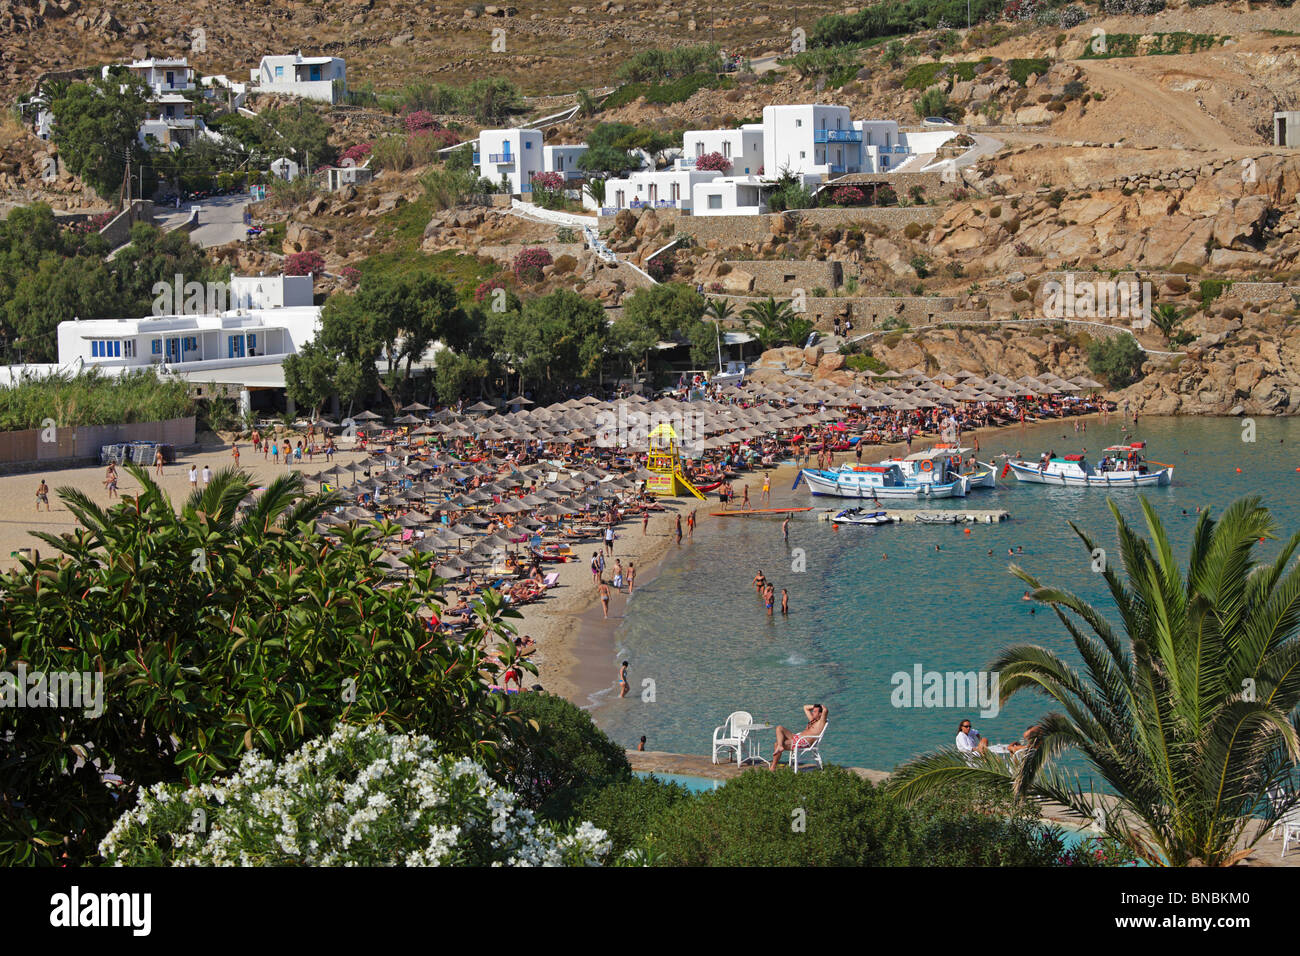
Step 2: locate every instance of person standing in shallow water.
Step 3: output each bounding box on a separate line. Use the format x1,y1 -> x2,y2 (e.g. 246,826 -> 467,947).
619,661 -> 629,698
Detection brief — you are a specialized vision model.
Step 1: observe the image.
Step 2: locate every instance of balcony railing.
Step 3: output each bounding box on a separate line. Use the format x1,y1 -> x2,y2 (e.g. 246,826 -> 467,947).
828,163 -> 847,174
814,129 -> 863,143
892,145 -> 909,154
488,153 -> 514,164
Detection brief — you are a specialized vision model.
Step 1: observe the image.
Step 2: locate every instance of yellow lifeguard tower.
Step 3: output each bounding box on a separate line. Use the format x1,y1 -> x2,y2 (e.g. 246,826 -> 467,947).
645,423 -> 705,499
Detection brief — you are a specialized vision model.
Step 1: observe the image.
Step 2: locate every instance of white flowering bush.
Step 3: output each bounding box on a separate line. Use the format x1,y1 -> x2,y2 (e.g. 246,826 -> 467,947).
99,724 -> 611,866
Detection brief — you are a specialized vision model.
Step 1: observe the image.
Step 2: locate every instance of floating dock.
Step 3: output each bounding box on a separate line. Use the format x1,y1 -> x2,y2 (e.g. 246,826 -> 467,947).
817,509 -> 1009,524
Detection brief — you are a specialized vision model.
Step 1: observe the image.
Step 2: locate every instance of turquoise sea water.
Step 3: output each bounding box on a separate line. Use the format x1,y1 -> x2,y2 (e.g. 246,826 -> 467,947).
592,416 -> 1300,776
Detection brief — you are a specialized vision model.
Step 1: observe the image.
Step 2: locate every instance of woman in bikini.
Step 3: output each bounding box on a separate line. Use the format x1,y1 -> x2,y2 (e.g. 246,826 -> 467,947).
598,581 -> 611,619
619,661 -> 629,698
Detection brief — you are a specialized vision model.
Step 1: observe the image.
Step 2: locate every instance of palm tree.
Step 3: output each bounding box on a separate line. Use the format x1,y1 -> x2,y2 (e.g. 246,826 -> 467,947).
583,177 -> 606,208
704,297 -> 734,324
889,497 -> 1300,866
741,296 -> 797,349
1150,303 -> 1187,341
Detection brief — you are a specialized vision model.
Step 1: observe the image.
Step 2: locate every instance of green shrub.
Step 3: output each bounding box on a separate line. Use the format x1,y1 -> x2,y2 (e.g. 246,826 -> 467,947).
553,254 -> 578,274
575,775 -> 693,858
498,693 -> 631,821
1007,58 -> 1050,86
1199,278 -> 1233,310
1087,334 -> 1145,388
904,222 -> 924,239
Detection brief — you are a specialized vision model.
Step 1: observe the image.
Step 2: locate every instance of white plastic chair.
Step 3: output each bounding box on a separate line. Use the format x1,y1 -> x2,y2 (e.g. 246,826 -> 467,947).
711,711 -> 753,765
789,729 -> 826,773
1281,807 -> 1300,859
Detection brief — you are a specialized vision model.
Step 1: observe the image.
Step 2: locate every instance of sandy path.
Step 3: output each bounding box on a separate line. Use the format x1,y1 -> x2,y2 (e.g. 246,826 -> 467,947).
1071,58 -> 1238,148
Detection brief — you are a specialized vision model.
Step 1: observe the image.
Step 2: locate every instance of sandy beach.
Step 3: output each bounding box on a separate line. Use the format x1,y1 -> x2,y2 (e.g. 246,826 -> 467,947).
0,413 -> 1117,709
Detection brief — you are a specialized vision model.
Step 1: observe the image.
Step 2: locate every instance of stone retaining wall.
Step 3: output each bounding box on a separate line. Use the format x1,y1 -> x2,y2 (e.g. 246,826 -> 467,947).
599,205 -> 941,247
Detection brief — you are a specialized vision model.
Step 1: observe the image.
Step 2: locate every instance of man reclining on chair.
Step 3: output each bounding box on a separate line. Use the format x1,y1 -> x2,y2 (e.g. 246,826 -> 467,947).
769,704 -> 827,770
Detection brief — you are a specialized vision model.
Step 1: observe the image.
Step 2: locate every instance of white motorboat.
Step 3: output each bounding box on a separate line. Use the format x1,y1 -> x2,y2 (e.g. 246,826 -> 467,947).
1007,442 -> 1173,488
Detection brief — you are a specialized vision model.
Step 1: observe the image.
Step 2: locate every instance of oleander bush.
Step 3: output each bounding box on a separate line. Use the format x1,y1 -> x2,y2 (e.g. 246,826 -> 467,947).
100,724 -> 612,866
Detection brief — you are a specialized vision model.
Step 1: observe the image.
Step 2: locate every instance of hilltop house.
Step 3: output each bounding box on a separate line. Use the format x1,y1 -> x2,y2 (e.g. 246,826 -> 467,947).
253,52 -> 347,104
101,58 -> 212,149
601,104 -> 956,216
474,128 -> 588,195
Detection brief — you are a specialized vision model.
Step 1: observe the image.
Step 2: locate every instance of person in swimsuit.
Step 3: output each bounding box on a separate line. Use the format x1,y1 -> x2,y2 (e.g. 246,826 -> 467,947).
769,704 -> 828,770
675,514 -> 682,545
753,570 -> 766,598
782,515 -> 790,541
742,484 -> 750,509
642,513 -> 649,536
103,463 -> 118,500
626,561 -> 635,595
598,581 -> 611,619
232,443 -> 240,467
613,559 -> 623,590
35,479 -> 50,512
781,588 -> 789,616
619,661 -> 629,698
764,583 -> 775,617
761,473 -> 771,505
154,448 -> 165,476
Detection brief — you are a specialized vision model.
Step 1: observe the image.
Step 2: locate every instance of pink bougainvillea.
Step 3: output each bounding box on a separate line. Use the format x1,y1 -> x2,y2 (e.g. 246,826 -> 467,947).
284,251 -> 326,276
512,247 -> 553,282
474,275 -> 509,302
403,110 -> 441,134
694,151 -> 731,172
341,142 -> 372,164
412,128 -> 459,150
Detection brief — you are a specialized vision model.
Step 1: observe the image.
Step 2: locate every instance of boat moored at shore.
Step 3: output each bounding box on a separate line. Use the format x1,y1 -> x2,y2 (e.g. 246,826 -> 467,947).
1007,442 -> 1173,488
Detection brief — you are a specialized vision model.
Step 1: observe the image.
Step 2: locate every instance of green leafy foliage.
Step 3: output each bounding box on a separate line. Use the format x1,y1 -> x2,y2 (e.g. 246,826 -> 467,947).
0,368 -> 192,431
0,467 -> 524,865
1087,333 -> 1145,388
498,693 -> 632,821
49,76 -> 150,198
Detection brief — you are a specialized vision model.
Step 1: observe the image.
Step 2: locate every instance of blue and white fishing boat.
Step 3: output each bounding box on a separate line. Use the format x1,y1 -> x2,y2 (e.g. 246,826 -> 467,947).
798,462 -> 970,499
1007,442 -> 1173,488
881,446 -> 997,491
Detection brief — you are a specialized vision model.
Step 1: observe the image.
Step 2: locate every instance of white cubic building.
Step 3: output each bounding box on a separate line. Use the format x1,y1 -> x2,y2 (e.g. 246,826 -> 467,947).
102,58 -> 209,149
475,129 -> 589,195
253,52 -> 347,104
679,124 -> 764,176
55,275 -> 321,412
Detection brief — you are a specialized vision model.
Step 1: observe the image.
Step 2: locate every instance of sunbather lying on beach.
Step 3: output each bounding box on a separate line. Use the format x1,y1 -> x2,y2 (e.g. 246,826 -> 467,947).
769,704 -> 827,770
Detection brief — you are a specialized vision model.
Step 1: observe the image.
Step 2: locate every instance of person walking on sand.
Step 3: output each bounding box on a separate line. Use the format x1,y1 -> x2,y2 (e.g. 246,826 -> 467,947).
591,551 -> 602,586
35,478 -> 50,512
627,561 -> 636,595
272,441 -> 279,464
263,437 -> 269,460
231,443 -> 240,467
742,484 -> 750,509
188,465 -> 198,492
604,523 -> 615,555
103,463 -> 118,500
201,464 -> 212,488
153,448 -> 165,477
761,472 -> 771,505
619,661 -> 629,699
688,509 -> 696,539
675,514 -> 683,546
642,512 -> 648,536
599,580 -> 611,618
